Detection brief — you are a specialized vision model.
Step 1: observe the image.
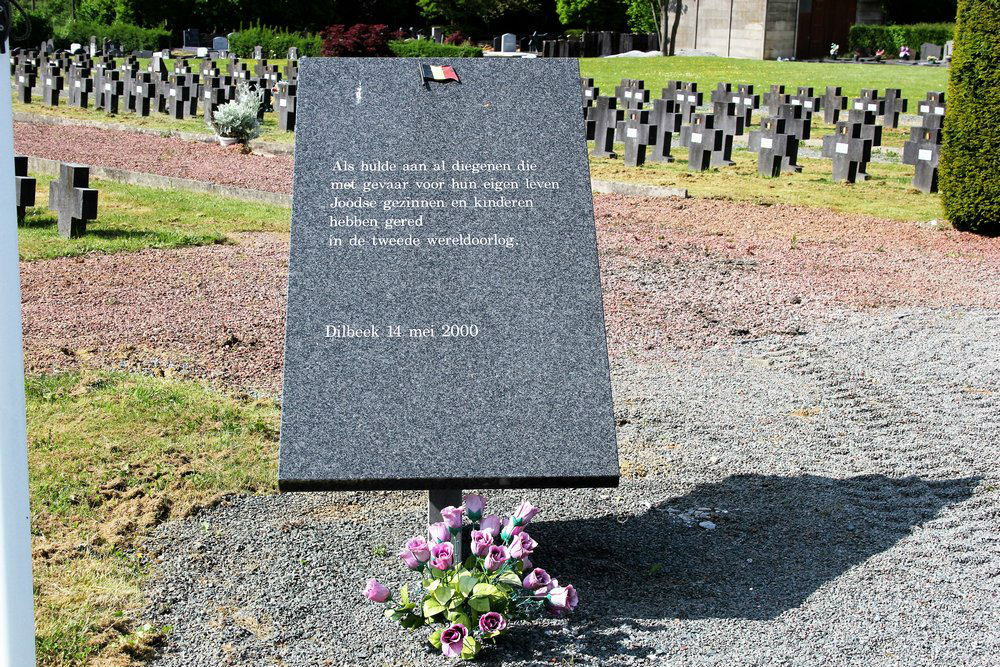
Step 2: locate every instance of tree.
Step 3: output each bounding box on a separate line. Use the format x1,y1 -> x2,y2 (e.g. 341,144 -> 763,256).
623,0 -> 687,55
939,0 -> 1000,233
555,0 -> 627,29
418,0 -> 539,33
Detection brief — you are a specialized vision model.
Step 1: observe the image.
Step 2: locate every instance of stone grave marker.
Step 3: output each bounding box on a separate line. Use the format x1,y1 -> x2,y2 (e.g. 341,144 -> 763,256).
917,91 -> 946,121
101,71 -> 125,114
647,97 -> 681,163
15,156 -> 35,224
590,95 -> 623,159
501,33 -> 517,52
674,82 -> 702,122
880,88 -> 908,129
762,84 -> 789,115
682,113 -> 726,171
852,89 -> 884,117
213,36 -> 229,52
183,28 -> 201,49
821,122 -> 872,183
920,43 -> 943,61
68,63 -> 93,108
710,82 -> 733,107
712,99 -> 745,138
131,72 -> 158,116
902,120 -> 943,193
41,65 -> 64,106
49,163 -> 98,238
789,86 -> 820,116
944,40 -> 954,60
278,58 -> 619,507
730,83 -> 759,127
775,102 -> 811,142
622,108 -> 655,167
275,81 -> 297,131
580,77 -> 598,120
748,117 -> 799,177
15,61 -> 36,104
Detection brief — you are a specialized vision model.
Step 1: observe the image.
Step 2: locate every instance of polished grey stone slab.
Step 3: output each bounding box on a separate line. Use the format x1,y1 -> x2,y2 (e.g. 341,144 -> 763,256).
279,57 -> 618,491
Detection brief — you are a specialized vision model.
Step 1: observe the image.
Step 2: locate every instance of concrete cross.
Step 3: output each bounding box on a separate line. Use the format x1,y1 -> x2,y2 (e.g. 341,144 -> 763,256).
68,64 -> 93,108
729,84 -> 759,127
673,82 -> 703,123
589,95 -> 623,159
275,82 -> 297,132
41,65 -> 64,106
580,77 -> 598,114
166,74 -> 196,119
648,97 -> 682,163
15,156 -> 36,224
902,121 -> 943,193
881,88 -> 908,129
762,84 -> 789,116
916,91 -> 946,123
683,113 -> 727,171
789,86 -> 821,117
775,103 -> 812,141
821,123 -> 872,183
851,89 -> 884,117
131,72 -> 158,117
711,100 -> 745,138
101,71 -> 125,114
748,117 -> 799,177
15,61 -> 36,104
622,108 -> 655,167
49,163 -> 98,238
710,82 -> 733,106
845,107 -> 882,148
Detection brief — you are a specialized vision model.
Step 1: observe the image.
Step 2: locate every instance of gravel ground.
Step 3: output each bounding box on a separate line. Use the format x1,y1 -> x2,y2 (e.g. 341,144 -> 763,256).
21,196 -> 1000,394
13,122 -> 294,194
143,306 -> 1000,666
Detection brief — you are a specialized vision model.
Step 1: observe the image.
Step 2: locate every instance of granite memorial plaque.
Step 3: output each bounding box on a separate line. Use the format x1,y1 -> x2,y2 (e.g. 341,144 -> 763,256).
278,58 -> 619,492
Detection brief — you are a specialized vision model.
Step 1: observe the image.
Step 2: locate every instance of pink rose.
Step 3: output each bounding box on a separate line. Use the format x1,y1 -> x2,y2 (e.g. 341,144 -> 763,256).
430,541 -> 454,571
478,611 -> 506,634
399,548 -> 421,570
484,545 -> 509,572
509,531 -> 536,559
521,556 -> 533,571
363,578 -> 389,602
500,517 -> 522,542
440,505 -> 464,532
428,522 -> 450,543
440,623 -> 468,658
547,583 -> 578,616
522,567 -> 551,591
513,500 -> 540,525
479,514 -> 501,536
406,536 -> 430,562
471,529 -> 493,557
464,494 -> 485,521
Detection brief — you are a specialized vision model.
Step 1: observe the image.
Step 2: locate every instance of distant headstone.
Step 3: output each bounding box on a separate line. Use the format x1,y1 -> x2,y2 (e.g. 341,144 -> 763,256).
902,115 -> 943,193
278,58 -> 619,492
821,122 -> 872,183
920,42 -> 943,61
183,28 -> 201,49
916,91 -> 946,121
682,113 -> 727,171
212,36 -> 229,52
821,86 -> 847,124
880,88 -> 908,129
748,117 -> 799,177
589,95 -> 623,159
275,81 -> 297,132
431,26 -> 444,43
14,156 -> 35,224
944,40 -> 954,60
196,47 -> 209,58
49,163 -> 98,238
500,33 -> 517,52
622,108 -> 654,167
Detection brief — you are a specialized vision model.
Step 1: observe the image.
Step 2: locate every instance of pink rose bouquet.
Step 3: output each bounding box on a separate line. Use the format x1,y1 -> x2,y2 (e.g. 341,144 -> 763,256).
362,495 -> 577,660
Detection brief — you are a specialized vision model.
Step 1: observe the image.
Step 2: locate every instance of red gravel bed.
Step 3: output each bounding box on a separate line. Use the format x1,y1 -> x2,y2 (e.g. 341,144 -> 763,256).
14,122 -> 294,194
21,197 -> 1000,394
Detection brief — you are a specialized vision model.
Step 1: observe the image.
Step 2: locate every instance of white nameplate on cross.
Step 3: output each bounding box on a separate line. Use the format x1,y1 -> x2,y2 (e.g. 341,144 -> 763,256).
935,106 -> 945,114
918,148 -> 933,161
761,137 -> 773,149
691,132 -> 703,144
804,101 -> 813,109
836,142 -> 849,154
626,127 -> 637,138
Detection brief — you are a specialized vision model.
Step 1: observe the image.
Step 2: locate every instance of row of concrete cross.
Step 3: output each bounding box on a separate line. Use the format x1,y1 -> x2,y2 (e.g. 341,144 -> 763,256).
582,78 -> 946,193
11,46 -> 299,132
15,158 -> 98,239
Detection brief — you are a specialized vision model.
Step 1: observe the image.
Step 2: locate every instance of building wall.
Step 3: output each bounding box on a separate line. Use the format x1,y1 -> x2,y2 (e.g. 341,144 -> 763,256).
667,0 -> 767,58
764,0 -> 799,59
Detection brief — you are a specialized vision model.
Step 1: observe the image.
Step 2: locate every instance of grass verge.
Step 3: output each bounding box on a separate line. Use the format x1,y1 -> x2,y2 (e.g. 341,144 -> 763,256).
27,371 -> 279,666
589,145 -> 943,222
19,175 -> 290,261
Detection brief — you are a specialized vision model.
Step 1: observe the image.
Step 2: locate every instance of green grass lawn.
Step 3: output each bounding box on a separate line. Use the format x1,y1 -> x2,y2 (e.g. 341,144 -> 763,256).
579,56 -> 949,108
26,371 -> 279,666
19,175 -> 290,261
590,144 -> 943,222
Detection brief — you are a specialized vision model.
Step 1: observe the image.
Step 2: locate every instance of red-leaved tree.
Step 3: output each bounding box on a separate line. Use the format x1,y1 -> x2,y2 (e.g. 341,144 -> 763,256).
321,24 -> 394,57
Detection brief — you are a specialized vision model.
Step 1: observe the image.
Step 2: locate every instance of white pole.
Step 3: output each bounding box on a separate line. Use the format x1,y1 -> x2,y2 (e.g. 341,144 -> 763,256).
0,28 -> 38,667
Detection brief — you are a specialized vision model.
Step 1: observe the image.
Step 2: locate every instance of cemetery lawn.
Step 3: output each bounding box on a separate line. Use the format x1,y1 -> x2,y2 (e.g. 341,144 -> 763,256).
579,56 -> 949,107
11,99 -> 295,145
590,148 -> 943,222
19,175 -> 290,261
26,371 -> 278,666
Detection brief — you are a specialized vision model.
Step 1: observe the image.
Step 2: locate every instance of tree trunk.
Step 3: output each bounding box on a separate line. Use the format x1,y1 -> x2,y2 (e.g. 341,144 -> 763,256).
660,2 -> 669,55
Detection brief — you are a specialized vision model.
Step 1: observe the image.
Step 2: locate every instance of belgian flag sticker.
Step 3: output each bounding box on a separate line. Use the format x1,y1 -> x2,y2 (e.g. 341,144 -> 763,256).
421,64 -> 460,83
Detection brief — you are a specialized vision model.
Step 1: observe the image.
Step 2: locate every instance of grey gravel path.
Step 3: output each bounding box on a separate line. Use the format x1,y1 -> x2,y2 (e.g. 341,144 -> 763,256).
143,306 -> 1000,666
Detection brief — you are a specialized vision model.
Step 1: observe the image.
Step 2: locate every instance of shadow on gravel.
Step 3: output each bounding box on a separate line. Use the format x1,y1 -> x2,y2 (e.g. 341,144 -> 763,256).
512,473 -> 979,659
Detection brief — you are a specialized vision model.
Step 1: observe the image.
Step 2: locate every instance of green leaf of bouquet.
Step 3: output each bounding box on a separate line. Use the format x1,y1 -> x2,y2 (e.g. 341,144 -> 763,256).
422,598 -> 446,618
460,636 -> 481,660
400,613 -> 424,630
400,585 -> 410,606
426,579 -> 441,593
433,585 -> 454,605
448,596 -> 465,610
472,583 -> 500,598
428,628 -> 443,649
468,596 -> 490,613
497,571 -> 522,588
458,574 -> 478,597
463,556 -> 477,570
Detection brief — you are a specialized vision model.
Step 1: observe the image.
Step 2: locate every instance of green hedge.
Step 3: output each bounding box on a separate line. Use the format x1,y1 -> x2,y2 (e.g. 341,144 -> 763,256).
388,39 -> 483,57
848,22 -> 954,54
53,20 -> 170,52
940,0 -> 1000,233
229,23 -> 323,58
11,9 -> 54,47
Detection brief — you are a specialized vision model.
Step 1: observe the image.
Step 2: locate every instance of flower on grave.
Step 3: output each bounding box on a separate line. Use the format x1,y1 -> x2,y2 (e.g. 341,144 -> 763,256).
875,48 -> 885,59
430,541 -> 455,570
509,531 -> 536,560
484,545 -> 509,572
479,514 -> 501,536
428,522 -> 451,543
406,536 -> 431,563
441,623 -> 469,658
471,529 -> 494,557
440,505 -> 464,533
363,578 -> 390,602
829,42 -> 839,57
365,497 -> 576,661
464,494 -> 485,522
478,612 -> 507,635
900,45 -> 910,58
